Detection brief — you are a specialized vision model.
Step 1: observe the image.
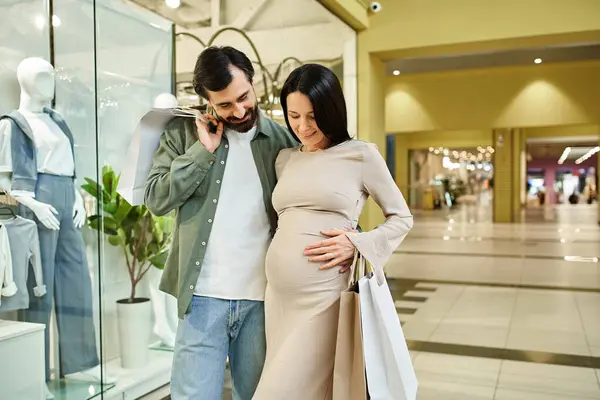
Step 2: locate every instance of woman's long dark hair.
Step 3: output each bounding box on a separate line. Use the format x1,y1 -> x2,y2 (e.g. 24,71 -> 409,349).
280,64 -> 351,147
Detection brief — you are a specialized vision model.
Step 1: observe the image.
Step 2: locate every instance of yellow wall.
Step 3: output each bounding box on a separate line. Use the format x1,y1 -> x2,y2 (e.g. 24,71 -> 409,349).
357,55 -> 387,230
361,0 -> 600,59
386,62 -> 600,133
399,130 -> 493,150
524,125 -> 600,139
354,0 -> 600,227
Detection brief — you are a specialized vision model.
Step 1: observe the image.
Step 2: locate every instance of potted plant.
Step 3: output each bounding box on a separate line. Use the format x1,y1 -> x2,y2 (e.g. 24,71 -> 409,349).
82,165 -> 172,369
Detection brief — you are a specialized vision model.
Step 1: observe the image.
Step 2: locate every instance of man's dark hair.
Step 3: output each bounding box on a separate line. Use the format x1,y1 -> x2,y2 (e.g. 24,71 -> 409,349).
193,46 -> 255,99
280,63 -> 351,147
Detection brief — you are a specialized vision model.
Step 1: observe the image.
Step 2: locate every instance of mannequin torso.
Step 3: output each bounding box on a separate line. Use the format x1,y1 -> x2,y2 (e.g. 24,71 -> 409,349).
0,57 -> 84,230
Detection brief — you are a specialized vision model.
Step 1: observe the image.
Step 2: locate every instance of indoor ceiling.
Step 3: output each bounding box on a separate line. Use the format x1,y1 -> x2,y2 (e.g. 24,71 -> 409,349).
385,42 -> 600,76
128,0 -> 333,30
128,0 -> 211,28
527,142 -> 598,161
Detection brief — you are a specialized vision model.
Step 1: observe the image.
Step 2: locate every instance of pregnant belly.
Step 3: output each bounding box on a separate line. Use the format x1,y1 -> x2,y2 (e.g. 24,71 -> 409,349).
265,212 -> 351,294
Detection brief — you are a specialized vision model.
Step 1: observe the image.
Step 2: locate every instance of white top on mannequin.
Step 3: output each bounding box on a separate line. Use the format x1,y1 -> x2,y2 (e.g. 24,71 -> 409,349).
0,112 -> 75,184
0,57 -> 85,231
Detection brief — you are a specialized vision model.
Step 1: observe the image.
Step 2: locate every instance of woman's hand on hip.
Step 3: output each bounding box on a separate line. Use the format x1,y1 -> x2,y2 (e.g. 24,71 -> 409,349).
304,229 -> 356,272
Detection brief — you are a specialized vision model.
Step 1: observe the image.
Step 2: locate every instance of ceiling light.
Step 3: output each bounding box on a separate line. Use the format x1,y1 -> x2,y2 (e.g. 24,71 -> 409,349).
534,58 -> 542,64
575,146 -> 600,164
165,0 -> 181,8
393,70 -> 400,76
557,147 -> 571,165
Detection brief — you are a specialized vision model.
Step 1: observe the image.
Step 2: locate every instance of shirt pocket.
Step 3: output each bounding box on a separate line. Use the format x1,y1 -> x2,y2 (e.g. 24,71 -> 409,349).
193,179 -> 210,197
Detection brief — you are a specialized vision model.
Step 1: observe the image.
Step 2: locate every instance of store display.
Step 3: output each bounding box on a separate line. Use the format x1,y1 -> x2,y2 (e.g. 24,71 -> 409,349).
0,225 -> 15,300
0,58 -> 115,394
0,215 -> 46,312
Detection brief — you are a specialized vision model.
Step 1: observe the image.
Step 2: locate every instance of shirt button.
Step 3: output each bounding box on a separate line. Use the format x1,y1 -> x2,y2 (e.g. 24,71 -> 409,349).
189,285 -> 194,290
225,144 -> 229,148
196,181 -> 200,184
195,261 -> 200,266
213,199 -> 217,203
209,161 -> 214,165
220,161 -> 225,165
202,242 -> 206,246
216,180 -> 221,184
208,219 -> 213,223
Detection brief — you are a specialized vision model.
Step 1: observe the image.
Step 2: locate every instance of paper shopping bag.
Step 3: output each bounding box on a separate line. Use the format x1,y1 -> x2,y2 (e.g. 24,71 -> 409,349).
116,107 -> 198,205
332,288 -> 367,400
333,251 -> 368,400
359,272 -> 418,400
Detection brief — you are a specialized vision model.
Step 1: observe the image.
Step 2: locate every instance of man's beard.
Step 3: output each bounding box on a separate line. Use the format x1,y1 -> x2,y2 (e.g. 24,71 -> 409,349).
221,104 -> 259,133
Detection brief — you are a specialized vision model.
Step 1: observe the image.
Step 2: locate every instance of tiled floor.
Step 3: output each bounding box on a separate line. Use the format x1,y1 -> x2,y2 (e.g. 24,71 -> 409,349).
387,204 -> 600,399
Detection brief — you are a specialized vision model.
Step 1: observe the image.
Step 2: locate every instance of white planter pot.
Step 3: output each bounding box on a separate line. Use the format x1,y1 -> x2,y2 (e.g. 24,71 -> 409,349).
116,298 -> 152,369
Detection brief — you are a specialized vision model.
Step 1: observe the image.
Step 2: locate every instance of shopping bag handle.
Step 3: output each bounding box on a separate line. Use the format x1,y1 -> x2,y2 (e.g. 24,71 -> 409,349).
347,250 -> 367,288
348,250 -> 386,288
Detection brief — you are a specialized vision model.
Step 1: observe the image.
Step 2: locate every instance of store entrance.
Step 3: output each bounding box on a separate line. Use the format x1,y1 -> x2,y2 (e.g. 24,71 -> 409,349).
525,139 -> 598,224
408,146 -> 494,223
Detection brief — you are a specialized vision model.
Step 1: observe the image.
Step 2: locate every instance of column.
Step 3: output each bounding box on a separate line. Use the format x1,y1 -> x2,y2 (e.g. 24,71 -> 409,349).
343,35 -> 358,139
597,140 -> 600,225
544,166 -> 556,205
357,45 -> 386,230
493,129 -> 514,223
511,128 -> 525,222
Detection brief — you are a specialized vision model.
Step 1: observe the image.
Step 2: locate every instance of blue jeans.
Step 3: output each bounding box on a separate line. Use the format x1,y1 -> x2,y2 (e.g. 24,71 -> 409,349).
170,295 -> 266,400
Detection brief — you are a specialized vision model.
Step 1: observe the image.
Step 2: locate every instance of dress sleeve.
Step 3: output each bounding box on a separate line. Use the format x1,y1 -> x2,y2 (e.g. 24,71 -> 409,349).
345,143 -> 413,283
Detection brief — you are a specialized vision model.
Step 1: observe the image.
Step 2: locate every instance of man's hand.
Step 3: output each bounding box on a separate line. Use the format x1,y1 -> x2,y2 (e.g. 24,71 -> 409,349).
195,113 -> 223,153
304,229 -> 357,273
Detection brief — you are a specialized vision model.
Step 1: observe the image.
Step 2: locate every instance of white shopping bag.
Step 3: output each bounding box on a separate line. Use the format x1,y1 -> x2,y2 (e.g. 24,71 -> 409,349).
117,107 -> 199,205
359,271 -> 418,400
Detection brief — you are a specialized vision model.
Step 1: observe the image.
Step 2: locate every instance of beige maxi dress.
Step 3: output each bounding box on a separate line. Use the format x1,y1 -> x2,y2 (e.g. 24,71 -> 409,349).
252,140 -> 413,400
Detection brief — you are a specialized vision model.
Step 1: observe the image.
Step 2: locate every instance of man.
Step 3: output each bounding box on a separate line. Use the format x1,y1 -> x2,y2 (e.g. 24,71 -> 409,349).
145,46 -> 354,399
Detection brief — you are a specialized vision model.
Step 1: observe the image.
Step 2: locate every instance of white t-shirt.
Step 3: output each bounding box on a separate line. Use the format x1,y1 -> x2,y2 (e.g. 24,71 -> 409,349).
194,126 -> 271,301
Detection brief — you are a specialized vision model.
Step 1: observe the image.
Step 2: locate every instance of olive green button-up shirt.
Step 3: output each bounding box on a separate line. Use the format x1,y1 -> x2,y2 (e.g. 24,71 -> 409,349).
144,112 -> 297,319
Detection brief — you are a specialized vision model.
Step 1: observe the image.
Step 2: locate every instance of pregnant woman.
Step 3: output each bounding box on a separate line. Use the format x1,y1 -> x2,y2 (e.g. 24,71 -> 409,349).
252,64 -> 413,399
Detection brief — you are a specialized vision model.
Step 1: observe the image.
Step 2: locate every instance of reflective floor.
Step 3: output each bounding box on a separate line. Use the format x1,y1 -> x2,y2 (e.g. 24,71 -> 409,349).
386,205 -> 600,399
217,204 -> 600,399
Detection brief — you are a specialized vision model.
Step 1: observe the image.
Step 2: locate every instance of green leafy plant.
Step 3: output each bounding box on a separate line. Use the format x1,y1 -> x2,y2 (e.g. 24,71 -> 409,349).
81,165 -> 173,302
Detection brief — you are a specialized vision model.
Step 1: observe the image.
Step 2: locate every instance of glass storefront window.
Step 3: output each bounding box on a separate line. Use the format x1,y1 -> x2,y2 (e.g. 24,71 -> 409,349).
0,1 -> 173,398
409,147 -> 495,215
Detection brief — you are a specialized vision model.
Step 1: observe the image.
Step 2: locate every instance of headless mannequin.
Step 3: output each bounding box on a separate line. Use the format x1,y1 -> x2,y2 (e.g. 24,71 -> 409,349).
0,60 -> 86,229
0,58 -> 116,398
147,93 -> 179,348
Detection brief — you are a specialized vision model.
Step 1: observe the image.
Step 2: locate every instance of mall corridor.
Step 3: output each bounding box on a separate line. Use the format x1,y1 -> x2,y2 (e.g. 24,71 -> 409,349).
384,209 -> 600,399
210,206 -> 600,400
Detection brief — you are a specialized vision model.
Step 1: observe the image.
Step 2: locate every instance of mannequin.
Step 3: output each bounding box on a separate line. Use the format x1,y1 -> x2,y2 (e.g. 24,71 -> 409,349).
0,58 -> 116,398
147,92 -> 179,348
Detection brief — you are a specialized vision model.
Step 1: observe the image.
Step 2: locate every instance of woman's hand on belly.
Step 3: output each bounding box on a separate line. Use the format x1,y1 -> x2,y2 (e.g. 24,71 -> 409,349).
303,228 -> 357,272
